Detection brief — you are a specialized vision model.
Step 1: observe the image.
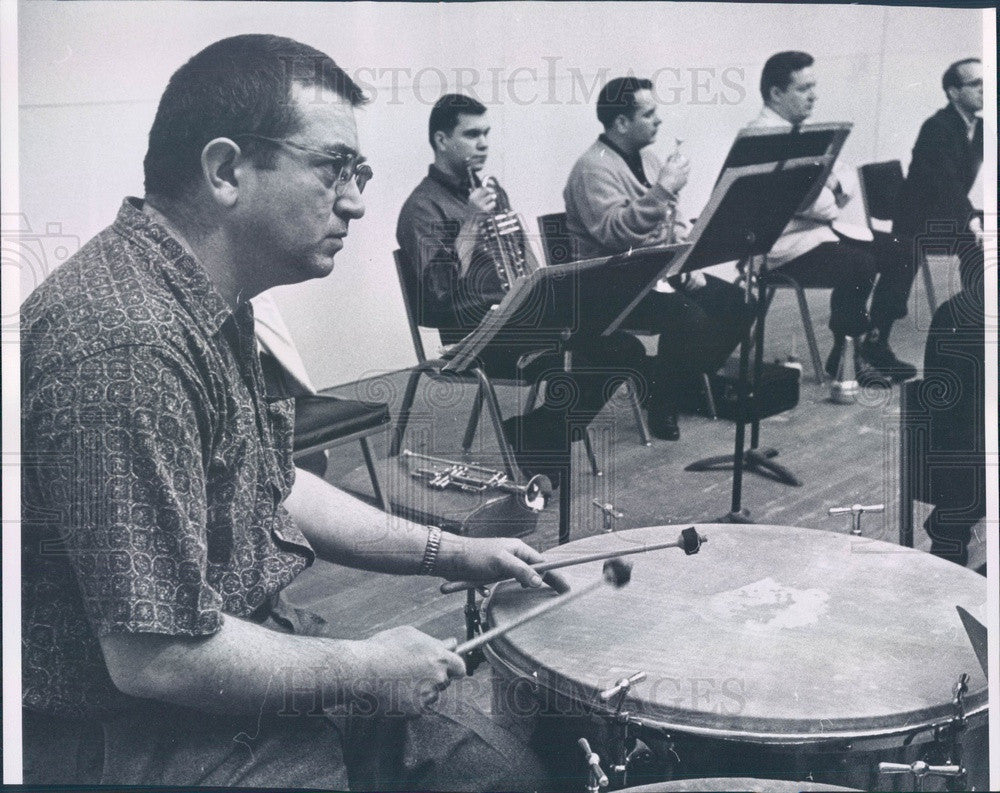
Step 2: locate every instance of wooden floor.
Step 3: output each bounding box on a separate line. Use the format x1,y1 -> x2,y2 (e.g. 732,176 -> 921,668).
285,256 -> 987,639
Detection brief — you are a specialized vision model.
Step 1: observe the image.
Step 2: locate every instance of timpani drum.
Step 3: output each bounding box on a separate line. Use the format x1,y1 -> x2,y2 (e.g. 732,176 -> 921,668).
482,525 -> 988,791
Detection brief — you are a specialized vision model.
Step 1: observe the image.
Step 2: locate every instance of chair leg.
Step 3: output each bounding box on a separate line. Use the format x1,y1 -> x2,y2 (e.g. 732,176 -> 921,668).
583,427 -> 603,477
919,252 -> 938,315
471,367 -> 522,481
792,284 -> 826,384
524,381 -> 541,413
462,383 -> 485,453
626,377 -> 652,446
359,435 -> 388,511
389,367 -> 425,457
701,373 -> 718,419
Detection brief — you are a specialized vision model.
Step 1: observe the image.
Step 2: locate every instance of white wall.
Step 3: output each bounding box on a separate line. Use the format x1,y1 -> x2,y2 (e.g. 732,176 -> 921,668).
17,1 -> 986,386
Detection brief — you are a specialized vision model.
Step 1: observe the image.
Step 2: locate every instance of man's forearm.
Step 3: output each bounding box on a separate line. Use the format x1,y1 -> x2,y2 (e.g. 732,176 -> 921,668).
100,614 -> 374,716
285,467 -> 433,574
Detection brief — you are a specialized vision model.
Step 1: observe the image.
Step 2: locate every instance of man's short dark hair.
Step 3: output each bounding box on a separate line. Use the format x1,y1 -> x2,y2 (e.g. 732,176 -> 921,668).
596,77 -> 654,129
428,94 -> 488,149
144,34 -> 366,201
942,58 -> 981,95
760,51 -> 814,102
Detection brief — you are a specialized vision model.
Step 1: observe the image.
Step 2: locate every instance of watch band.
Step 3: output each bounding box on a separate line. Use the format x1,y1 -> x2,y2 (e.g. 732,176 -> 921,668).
420,526 -> 442,574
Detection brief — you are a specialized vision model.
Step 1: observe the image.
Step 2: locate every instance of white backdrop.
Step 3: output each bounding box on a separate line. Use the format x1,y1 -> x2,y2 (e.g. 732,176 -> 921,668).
16,1 -> 987,386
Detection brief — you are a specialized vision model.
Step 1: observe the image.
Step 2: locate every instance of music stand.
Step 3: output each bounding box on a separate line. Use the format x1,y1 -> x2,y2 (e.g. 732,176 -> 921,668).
714,122 -> 851,208
444,244 -> 690,543
632,159 -> 829,523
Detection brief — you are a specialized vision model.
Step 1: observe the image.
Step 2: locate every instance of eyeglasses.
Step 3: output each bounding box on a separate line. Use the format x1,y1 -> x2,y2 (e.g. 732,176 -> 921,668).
958,78 -> 983,89
234,134 -> 373,194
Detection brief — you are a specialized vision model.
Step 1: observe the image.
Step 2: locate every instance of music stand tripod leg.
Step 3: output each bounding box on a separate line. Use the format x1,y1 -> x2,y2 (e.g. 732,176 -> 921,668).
745,276 -> 802,488
684,255 -> 802,522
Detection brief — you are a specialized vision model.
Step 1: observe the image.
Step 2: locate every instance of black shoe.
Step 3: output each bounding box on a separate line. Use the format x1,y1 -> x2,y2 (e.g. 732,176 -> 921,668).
824,339 -> 845,380
648,410 -> 680,441
858,340 -> 917,383
854,353 -> 892,389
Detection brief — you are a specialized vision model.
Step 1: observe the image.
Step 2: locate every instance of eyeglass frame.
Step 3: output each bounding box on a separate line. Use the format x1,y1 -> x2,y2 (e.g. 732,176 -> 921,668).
957,78 -> 983,89
232,133 -> 373,194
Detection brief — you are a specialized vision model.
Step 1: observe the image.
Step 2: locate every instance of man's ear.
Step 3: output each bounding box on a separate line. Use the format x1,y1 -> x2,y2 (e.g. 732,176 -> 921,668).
612,114 -> 629,134
432,130 -> 448,153
200,138 -> 242,207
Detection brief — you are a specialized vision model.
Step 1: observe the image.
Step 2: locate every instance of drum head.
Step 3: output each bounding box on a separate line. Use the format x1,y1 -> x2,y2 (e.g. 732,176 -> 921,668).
621,778 -> 858,792
484,524 -> 988,743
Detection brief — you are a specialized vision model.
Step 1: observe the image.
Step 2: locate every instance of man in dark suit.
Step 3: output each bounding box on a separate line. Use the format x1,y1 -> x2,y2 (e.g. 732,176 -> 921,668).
886,58 -> 984,351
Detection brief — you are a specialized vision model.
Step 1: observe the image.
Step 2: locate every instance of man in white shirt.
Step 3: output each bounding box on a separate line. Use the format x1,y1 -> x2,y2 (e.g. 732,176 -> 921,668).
748,51 -> 916,384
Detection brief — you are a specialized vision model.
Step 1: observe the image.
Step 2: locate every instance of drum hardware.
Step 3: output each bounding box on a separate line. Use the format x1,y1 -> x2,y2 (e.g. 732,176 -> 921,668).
827,502 -> 884,535
879,673 -> 972,791
401,449 -> 553,512
878,760 -> 965,791
578,737 -> 609,793
453,558 -> 632,656
593,671 -> 681,788
440,527 -> 704,594
592,499 -> 624,533
600,672 -> 647,703
462,588 -> 487,675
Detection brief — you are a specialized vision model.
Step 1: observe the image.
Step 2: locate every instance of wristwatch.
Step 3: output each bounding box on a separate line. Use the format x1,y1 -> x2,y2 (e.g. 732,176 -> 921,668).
420,526 -> 443,574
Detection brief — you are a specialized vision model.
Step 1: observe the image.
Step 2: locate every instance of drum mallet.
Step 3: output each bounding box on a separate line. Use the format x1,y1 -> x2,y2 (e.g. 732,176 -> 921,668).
828,503 -> 884,536
577,737 -> 609,793
441,527 -> 704,595
878,760 -> 965,792
452,559 -> 632,656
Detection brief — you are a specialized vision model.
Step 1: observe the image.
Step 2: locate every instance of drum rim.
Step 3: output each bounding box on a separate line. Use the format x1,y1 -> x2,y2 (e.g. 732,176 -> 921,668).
483,639 -> 988,746
482,524 -> 989,744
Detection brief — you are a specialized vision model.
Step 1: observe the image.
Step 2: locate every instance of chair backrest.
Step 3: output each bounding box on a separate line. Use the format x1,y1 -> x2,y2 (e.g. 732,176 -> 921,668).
858,160 -> 904,224
536,212 -> 577,267
392,248 -> 428,364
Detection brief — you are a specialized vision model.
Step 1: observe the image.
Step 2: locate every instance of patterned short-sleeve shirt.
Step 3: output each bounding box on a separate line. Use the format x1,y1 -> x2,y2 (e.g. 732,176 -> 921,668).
21,198 -> 314,718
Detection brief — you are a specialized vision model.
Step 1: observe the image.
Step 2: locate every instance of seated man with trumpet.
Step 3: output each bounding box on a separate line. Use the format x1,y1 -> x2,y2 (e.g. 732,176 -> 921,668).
564,77 -> 753,441
396,93 -> 647,481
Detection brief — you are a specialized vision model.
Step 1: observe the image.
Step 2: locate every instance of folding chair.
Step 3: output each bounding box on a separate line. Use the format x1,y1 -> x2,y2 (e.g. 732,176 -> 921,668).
858,159 -> 937,314
390,249 -> 555,480
537,212 -> 716,425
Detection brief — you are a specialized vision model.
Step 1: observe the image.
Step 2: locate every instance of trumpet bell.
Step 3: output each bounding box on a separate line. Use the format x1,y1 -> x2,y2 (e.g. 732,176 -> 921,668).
523,474 -> 553,512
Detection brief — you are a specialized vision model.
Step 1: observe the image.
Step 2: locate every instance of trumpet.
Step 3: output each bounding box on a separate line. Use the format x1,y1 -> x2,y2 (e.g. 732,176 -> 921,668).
401,449 -> 552,512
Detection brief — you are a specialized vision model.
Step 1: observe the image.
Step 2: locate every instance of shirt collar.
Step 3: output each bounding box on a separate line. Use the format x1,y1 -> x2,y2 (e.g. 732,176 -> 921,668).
598,134 -> 650,187
757,105 -> 794,128
113,197 -> 234,336
427,163 -> 472,197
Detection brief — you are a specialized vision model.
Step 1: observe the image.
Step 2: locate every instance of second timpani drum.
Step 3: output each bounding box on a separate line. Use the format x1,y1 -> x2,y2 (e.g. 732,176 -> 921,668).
482,524 -> 988,791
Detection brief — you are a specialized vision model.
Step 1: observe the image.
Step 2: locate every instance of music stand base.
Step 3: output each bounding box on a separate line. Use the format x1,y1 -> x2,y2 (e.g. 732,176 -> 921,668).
685,447 -> 802,487
724,508 -> 755,524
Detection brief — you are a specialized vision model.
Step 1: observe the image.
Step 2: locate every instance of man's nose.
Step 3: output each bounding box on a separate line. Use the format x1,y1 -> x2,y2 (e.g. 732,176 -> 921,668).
335,183 -> 365,219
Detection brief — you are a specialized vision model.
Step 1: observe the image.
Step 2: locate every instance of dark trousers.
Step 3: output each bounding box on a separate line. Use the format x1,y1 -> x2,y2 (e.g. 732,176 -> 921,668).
875,231 -> 984,329
477,331 -> 648,457
624,274 -> 754,413
22,597 -> 547,791
920,275 -> 986,567
770,237 -> 879,338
